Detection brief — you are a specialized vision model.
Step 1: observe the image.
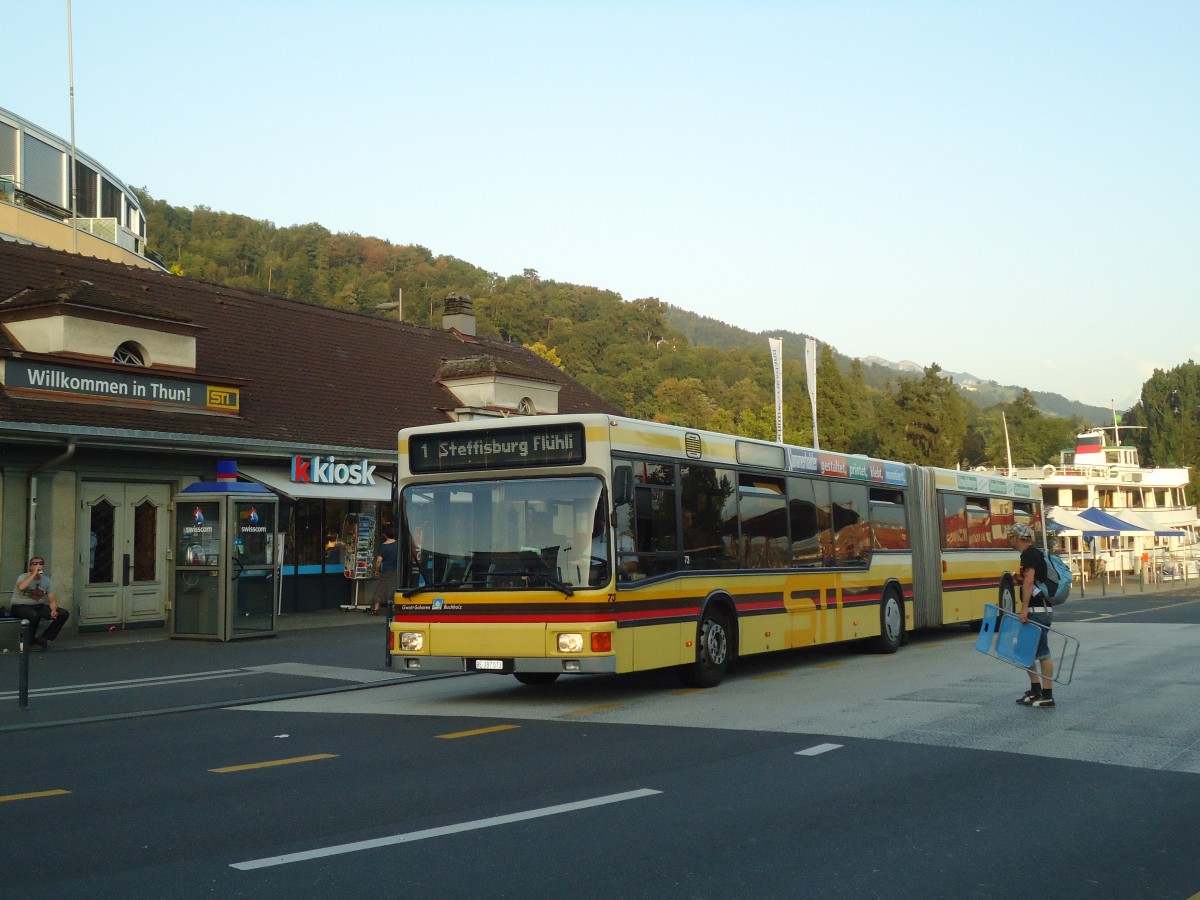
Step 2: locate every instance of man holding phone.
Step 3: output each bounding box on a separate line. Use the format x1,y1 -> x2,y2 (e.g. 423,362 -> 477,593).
11,555 -> 70,651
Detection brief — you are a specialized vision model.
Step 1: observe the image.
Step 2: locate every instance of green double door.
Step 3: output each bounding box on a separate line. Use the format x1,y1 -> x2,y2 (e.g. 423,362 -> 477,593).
79,482 -> 171,629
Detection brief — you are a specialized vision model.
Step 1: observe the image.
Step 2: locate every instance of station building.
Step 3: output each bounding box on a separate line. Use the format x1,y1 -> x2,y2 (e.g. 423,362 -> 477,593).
0,238 -> 620,632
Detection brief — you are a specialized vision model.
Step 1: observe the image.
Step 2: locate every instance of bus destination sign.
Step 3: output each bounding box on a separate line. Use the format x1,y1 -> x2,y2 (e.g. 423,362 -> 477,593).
410,423 -> 586,474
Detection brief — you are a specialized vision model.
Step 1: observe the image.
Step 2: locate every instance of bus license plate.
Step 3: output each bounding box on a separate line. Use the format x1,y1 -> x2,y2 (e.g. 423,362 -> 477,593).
473,659 -> 506,671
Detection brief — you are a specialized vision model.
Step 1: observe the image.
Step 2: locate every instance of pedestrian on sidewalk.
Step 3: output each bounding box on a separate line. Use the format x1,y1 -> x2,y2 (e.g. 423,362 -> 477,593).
1007,524 -> 1055,708
371,526 -> 398,615
10,554 -> 70,650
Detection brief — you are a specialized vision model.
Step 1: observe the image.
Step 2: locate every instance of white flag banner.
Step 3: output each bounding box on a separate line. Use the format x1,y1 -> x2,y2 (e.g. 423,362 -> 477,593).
768,337 -> 783,443
805,337 -> 819,450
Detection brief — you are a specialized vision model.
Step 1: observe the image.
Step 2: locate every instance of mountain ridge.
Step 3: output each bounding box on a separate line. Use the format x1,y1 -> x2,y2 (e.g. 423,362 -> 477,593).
663,306 -> 1112,424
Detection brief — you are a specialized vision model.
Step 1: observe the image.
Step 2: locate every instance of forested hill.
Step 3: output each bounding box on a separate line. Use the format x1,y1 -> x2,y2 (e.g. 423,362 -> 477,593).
132,190 -> 1107,470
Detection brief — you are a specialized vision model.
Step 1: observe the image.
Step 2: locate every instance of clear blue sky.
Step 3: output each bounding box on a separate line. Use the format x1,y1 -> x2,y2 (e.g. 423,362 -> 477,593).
8,1 -> 1198,410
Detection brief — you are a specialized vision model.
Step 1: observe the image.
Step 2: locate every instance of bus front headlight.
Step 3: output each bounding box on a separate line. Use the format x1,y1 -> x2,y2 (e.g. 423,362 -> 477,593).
557,633 -> 584,653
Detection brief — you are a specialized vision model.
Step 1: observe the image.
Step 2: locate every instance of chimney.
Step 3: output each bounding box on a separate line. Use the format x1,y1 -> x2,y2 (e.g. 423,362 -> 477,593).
441,291 -> 476,337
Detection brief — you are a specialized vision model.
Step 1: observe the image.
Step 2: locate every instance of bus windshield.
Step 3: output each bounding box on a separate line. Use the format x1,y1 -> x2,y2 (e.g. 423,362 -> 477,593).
401,475 -> 609,593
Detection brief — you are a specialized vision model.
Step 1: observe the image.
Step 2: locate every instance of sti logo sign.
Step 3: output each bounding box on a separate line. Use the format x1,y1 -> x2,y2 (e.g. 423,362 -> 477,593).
291,455 -> 377,486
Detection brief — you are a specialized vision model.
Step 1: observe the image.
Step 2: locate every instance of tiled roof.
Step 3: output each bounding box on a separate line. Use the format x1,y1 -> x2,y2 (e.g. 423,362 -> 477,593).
436,353 -> 558,383
1,277 -> 195,325
0,241 -> 621,453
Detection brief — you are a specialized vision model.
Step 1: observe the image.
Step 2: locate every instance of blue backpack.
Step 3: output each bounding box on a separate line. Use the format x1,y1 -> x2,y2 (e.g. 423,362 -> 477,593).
1040,552 -> 1073,606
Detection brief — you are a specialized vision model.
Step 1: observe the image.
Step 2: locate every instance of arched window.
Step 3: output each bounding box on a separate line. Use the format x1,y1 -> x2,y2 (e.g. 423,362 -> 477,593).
113,341 -> 146,366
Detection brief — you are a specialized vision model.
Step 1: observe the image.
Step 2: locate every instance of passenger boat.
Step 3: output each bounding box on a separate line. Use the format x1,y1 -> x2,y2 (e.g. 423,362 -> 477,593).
1007,427 -> 1198,579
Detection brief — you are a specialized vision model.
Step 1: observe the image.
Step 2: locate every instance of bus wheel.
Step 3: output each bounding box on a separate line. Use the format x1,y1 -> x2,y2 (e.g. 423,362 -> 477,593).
875,588 -> 904,654
680,608 -> 731,688
514,672 -> 560,686
998,579 -> 1016,615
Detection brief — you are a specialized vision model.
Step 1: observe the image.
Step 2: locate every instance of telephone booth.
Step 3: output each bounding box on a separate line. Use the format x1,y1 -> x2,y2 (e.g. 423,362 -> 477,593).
171,481 -> 280,641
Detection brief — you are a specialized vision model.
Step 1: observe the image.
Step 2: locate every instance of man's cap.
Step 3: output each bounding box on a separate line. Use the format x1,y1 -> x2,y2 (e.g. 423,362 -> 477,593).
1006,523 -> 1034,541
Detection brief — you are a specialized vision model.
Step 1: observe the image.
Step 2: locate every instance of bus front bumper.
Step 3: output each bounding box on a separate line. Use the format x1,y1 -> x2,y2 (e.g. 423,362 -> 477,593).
390,620 -> 618,675
396,655 -> 618,675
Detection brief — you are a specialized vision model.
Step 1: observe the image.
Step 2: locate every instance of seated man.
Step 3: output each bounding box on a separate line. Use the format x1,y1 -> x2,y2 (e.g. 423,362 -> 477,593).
11,555 -> 70,651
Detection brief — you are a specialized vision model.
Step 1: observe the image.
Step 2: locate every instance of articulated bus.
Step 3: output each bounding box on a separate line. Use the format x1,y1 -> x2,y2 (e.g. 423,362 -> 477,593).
389,415 -> 1043,687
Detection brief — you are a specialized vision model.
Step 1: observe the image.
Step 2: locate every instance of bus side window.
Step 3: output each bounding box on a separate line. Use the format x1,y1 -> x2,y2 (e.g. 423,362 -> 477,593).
680,465 -> 737,570
989,497 -> 1014,548
965,498 -> 991,549
788,477 -> 813,566
739,473 -> 787,568
830,483 -> 870,566
869,488 -> 909,550
613,464 -> 633,506
942,494 -> 967,549
614,500 -> 637,580
788,476 -> 830,568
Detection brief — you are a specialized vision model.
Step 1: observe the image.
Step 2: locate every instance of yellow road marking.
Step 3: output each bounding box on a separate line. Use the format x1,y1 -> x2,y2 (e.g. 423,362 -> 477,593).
0,789 -> 70,803
560,703 -> 625,718
437,724 -> 521,739
752,671 -> 790,681
814,662 -> 842,669
210,753 -> 337,773
669,688 -> 703,696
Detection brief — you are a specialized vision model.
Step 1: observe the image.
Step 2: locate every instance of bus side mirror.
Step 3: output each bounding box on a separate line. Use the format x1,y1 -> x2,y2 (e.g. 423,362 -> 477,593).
613,466 -> 633,507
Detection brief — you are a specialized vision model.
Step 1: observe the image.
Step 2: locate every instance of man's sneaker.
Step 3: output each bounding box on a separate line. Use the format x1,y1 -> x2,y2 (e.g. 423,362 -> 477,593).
1031,696 -> 1056,708
1017,689 -> 1041,705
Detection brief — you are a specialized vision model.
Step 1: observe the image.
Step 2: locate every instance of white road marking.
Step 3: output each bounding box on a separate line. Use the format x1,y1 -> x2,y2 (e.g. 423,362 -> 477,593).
230,788 -> 663,871
247,662 -> 406,683
0,663 -> 406,701
0,669 -> 247,699
795,743 -> 843,756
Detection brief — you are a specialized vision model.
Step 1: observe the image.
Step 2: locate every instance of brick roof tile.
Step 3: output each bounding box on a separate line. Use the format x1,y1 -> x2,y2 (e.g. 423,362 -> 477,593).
0,241 -> 621,452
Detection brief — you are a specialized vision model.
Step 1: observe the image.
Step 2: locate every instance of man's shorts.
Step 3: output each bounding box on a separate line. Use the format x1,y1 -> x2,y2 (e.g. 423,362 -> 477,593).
1028,610 -> 1052,660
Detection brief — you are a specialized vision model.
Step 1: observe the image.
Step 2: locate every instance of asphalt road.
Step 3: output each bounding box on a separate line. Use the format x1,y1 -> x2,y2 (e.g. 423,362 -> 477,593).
2,588 -> 1198,899
3,691 -> 1198,899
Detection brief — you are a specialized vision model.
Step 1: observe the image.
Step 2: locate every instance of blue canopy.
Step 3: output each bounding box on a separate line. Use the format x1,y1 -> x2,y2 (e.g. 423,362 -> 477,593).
1078,507 -> 1152,534
1101,509 -> 1188,538
1047,507 -> 1119,540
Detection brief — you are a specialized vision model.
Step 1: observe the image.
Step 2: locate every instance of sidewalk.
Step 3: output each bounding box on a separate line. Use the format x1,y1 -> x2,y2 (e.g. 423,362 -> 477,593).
1075,572 -> 1199,599
22,605 -> 383,650
4,580 -> 1196,732
0,608 -> 418,732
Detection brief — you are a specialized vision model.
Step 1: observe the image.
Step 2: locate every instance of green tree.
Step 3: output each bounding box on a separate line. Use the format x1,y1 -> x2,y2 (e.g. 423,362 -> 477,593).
1127,360 -> 1200,502
960,425 -> 988,468
649,377 -> 717,427
874,365 -> 967,466
814,343 -> 855,452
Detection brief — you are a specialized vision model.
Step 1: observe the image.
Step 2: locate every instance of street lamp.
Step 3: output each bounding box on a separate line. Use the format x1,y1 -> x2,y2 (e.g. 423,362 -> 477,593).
375,289 -> 402,322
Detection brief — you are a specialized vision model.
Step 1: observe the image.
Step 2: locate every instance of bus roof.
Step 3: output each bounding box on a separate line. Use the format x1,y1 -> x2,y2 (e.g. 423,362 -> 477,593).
398,415 -> 1040,499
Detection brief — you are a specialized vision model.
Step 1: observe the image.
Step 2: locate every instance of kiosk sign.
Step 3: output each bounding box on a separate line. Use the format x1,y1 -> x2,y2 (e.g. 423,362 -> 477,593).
290,455 -> 377,486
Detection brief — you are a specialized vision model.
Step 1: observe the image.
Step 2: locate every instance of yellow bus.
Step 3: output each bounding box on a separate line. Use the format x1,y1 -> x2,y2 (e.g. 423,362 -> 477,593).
389,415 -> 1042,687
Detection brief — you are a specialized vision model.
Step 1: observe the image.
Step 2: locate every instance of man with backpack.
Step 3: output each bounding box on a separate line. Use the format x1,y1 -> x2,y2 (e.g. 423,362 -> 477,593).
1006,523 -> 1056,708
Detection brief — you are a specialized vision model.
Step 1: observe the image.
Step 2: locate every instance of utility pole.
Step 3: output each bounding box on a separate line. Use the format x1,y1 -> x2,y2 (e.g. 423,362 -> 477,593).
67,0 -> 79,253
